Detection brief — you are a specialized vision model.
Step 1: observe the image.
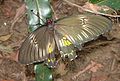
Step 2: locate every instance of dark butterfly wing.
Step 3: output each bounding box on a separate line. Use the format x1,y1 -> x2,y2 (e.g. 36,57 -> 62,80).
54,14 -> 112,59
19,26 -> 56,67
54,31 -> 77,60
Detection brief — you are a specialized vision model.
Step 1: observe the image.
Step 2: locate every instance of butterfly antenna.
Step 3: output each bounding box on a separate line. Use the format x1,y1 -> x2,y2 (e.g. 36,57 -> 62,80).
31,10 -> 46,24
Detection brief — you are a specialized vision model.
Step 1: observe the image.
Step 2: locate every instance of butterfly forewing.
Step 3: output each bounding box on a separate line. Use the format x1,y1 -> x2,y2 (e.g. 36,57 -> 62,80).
19,27 -> 56,65
55,14 -> 112,46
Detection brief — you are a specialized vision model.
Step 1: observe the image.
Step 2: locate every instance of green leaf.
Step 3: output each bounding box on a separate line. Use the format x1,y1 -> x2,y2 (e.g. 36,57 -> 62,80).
89,0 -> 104,4
98,0 -> 120,10
89,0 -> 120,10
34,64 -> 53,81
24,0 -> 53,32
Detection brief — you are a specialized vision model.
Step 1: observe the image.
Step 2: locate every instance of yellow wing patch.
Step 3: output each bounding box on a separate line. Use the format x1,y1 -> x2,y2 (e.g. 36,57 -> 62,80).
62,35 -> 72,46
48,44 -> 53,53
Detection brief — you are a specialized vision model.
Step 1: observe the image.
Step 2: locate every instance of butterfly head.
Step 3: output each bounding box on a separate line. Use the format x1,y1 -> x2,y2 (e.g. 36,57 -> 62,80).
46,19 -> 54,29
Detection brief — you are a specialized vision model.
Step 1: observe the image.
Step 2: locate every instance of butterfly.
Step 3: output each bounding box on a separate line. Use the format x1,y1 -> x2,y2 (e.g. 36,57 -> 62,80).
18,14 -> 112,68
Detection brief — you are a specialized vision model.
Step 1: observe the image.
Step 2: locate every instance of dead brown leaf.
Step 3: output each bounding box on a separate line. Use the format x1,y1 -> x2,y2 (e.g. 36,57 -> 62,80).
0,34 -> 12,41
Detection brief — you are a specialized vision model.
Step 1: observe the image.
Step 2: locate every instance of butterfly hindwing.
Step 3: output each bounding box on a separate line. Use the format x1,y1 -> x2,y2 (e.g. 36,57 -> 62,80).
54,31 -> 77,60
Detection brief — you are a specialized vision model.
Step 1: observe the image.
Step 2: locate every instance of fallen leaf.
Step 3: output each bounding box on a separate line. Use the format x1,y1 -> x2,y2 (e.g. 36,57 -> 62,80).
0,34 -> 12,41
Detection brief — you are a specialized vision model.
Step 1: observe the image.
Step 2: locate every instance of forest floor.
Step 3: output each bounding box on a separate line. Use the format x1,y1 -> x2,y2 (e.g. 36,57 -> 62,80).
0,0 -> 120,81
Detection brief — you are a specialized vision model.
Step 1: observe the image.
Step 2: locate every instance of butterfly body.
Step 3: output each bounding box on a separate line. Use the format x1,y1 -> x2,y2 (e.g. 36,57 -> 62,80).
46,19 -> 55,30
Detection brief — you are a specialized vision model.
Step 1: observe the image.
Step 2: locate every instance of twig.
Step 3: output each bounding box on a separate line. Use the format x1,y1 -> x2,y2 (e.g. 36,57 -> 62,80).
63,0 -> 120,17
110,58 -> 116,71
72,61 -> 96,80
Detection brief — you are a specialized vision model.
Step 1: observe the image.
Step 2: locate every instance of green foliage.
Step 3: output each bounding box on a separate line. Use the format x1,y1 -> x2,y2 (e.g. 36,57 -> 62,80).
24,0 -> 52,32
34,64 -> 53,81
89,0 -> 120,10
89,0 -> 104,4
